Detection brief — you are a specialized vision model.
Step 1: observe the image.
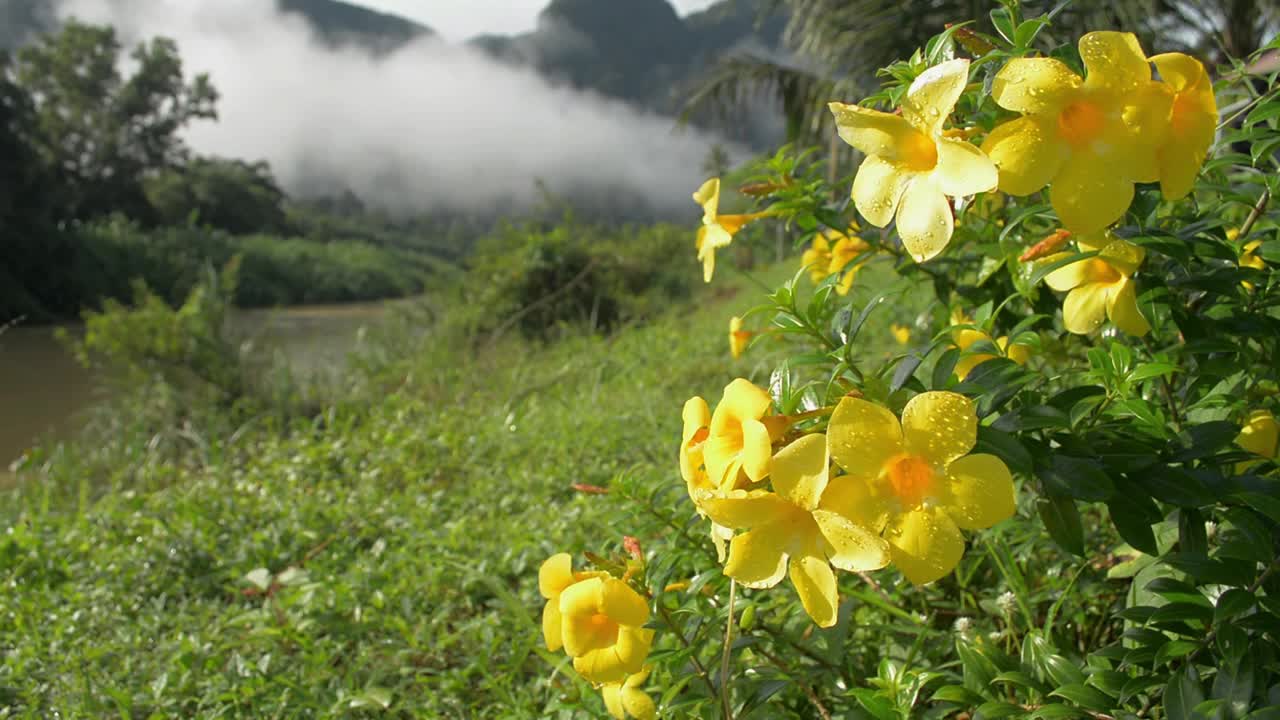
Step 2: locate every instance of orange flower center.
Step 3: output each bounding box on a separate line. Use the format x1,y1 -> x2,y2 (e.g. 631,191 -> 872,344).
579,613 -> 620,651
900,131 -> 939,171
886,454 -> 936,506
1058,100 -> 1105,148
1170,93 -> 1199,136
1084,258 -> 1122,283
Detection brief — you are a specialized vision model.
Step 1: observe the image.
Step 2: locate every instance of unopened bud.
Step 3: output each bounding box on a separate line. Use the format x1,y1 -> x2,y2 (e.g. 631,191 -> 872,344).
1020,229 -> 1072,262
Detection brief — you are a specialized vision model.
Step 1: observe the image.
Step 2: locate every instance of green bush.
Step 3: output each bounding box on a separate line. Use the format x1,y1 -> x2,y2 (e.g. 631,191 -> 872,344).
458,217 -> 701,340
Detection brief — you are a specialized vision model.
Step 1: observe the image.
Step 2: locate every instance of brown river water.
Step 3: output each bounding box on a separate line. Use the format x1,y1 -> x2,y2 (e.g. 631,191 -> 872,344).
0,302 -> 388,487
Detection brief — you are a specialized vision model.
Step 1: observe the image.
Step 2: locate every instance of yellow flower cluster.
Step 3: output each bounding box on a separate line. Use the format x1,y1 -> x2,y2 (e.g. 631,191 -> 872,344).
949,308 -> 1033,377
802,227 -> 869,295
539,553 -> 656,719
692,178 -> 770,283
681,380 -> 1016,626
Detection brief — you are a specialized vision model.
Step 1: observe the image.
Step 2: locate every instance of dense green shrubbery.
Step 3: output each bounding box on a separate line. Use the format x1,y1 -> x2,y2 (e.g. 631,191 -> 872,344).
0,219 -> 440,319
457,218 -> 701,340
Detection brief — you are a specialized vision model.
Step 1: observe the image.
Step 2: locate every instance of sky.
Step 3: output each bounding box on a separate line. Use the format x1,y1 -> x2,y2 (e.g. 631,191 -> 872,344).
361,0 -> 723,41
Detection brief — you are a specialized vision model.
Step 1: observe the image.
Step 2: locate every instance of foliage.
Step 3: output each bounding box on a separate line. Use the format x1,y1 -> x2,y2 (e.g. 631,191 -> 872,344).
8,19 -> 217,221
144,157 -> 289,235
0,219 -> 437,320
543,7 -> 1280,720
456,217 -> 700,340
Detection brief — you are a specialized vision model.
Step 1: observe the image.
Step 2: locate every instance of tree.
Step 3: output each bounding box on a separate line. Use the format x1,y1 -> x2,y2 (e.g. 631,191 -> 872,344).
9,20 -> 218,220
144,157 -> 289,235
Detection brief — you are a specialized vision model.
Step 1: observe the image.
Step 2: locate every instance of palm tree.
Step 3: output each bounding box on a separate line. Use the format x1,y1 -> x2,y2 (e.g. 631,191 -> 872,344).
683,0 -> 1277,149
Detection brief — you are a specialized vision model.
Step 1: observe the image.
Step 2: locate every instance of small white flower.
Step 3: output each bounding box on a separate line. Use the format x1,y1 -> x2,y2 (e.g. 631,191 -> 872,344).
996,591 -> 1017,615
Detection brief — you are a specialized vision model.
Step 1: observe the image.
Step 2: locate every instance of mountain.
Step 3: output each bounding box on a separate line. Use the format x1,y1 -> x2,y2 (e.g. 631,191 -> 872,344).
276,0 -> 433,53
0,0 -> 435,53
471,0 -> 785,114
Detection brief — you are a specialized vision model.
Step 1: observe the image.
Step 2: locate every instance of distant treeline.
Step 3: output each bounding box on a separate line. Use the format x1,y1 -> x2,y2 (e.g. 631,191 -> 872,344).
0,20 -> 465,321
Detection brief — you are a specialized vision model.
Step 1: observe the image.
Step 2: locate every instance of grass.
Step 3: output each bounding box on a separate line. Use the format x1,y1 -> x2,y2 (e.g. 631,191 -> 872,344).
0,258 -> 801,717
0,251 -> 1128,718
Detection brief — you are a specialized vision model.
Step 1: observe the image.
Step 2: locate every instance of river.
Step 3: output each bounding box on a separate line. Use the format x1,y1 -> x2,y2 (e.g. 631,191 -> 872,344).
0,301 -> 388,486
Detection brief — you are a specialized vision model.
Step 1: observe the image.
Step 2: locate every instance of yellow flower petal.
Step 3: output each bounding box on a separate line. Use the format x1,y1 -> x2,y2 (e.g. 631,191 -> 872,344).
901,391 -> 977,467
574,627 -> 654,684
770,434 -> 829,511
1098,238 -> 1145,276
711,379 -> 773,434
1050,152 -> 1134,234
1122,82 -> 1174,184
902,59 -> 970,136
1043,252 -> 1090,292
829,101 -> 924,160
933,136 -> 998,198
991,57 -> 1082,114
697,224 -> 732,283
954,352 -> 997,378
600,579 -> 649,627
1062,282 -> 1110,334
939,453 -> 1016,530
693,178 -> 720,222
542,600 -> 564,652
1079,31 -> 1151,97
1105,277 -> 1150,336
539,553 -> 575,598
723,524 -> 789,588
896,176 -> 954,262
1151,53 -> 1218,200
819,475 -> 894,533
828,397 -> 904,480
740,418 -> 774,482
982,115 -> 1069,196
812,508 -> 891,572
603,683 -> 627,720
699,489 -> 793,530
789,552 -> 839,628
851,154 -> 912,227
885,506 -> 965,585
1238,410 -> 1280,459
621,685 -> 656,720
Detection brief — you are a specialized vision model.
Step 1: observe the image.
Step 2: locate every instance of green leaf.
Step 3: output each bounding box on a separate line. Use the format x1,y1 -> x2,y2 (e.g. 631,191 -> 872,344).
1108,494 -> 1160,555
1145,578 -> 1212,608
932,684 -> 986,705
974,701 -> 1024,719
1044,654 -> 1086,688
1029,704 -> 1086,719
1165,665 -> 1207,720
957,637 -> 1001,696
1212,650 -> 1255,720
1039,455 -> 1114,501
1215,588 -> 1256,624
1050,683 -> 1114,712
975,425 -> 1033,475
1038,495 -> 1085,556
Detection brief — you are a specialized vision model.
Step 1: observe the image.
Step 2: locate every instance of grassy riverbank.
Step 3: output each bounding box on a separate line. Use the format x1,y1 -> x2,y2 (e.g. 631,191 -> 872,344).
0,242 -> 798,714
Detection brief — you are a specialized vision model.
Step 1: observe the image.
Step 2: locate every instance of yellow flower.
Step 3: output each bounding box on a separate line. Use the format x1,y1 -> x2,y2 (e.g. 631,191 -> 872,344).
702,379 -> 786,490
1043,233 -> 1150,336
949,309 -> 1032,378
891,323 -> 912,345
539,553 -> 607,653
693,178 -> 769,283
802,229 -> 868,295
830,59 -> 998,262
825,392 -> 1016,585
982,32 -> 1170,234
1236,409 -> 1279,473
1240,239 -> 1265,292
559,575 -> 655,684
697,434 -> 890,627
729,316 -> 753,359
680,395 -> 741,561
1149,53 -> 1218,200
602,667 -> 656,720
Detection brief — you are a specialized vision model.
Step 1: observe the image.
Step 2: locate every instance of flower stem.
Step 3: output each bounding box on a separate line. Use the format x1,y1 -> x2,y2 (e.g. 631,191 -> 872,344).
720,579 -> 737,720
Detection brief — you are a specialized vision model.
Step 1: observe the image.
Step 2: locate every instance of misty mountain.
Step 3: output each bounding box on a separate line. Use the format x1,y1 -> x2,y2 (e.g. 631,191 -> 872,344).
0,0 -> 435,53
471,0 -> 786,114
